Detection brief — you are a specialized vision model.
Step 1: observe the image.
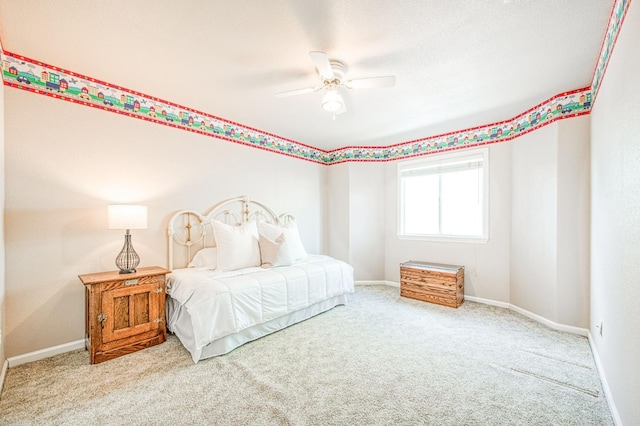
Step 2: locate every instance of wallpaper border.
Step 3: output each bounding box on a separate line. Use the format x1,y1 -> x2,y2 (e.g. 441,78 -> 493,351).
325,88 -> 591,164
0,0 -> 629,165
590,0 -> 631,104
0,51 -> 328,164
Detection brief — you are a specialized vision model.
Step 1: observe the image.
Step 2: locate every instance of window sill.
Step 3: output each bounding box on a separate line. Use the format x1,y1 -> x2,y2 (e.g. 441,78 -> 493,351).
398,234 -> 489,244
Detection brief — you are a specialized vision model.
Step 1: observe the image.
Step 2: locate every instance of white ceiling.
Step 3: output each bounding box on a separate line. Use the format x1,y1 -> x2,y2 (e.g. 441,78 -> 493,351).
0,0 -> 614,151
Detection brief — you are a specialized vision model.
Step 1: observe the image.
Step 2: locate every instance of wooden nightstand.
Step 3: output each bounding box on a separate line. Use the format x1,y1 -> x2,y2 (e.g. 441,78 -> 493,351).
78,266 -> 170,364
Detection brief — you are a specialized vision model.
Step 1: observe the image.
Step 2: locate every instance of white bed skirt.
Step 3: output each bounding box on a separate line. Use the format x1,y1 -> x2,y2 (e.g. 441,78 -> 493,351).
167,293 -> 349,363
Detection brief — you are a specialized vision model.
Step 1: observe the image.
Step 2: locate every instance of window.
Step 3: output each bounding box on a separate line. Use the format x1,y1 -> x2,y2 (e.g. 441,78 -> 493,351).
398,148 -> 489,242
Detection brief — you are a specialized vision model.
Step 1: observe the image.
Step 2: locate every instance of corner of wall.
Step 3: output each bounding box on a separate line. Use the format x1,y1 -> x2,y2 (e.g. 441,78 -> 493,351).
0,40 -> 7,374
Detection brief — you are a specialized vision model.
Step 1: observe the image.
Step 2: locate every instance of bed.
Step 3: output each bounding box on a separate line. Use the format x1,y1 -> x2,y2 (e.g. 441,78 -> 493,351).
166,195 -> 355,363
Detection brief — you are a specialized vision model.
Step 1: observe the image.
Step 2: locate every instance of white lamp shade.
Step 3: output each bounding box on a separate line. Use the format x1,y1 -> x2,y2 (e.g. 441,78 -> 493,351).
108,205 -> 148,230
322,88 -> 344,112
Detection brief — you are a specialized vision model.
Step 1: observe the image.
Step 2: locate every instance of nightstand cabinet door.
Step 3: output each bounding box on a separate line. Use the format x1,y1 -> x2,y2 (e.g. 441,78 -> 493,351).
79,266 -> 170,364
101,278 -> 163,344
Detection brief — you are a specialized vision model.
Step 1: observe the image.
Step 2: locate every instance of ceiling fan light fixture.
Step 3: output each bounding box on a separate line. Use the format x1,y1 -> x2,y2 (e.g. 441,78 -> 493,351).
322,88 -> 344,112
275,51 -> 395,116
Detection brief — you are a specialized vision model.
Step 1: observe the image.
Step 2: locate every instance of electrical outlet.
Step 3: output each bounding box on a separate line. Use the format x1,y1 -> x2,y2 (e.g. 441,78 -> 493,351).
596,319 -> 603,336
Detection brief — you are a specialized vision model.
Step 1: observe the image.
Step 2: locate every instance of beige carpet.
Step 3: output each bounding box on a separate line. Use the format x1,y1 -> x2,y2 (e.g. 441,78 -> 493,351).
0,285 -> 612,425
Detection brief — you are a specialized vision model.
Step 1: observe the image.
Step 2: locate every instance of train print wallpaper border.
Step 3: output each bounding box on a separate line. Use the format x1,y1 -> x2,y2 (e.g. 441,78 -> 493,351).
0,0 -> 629,165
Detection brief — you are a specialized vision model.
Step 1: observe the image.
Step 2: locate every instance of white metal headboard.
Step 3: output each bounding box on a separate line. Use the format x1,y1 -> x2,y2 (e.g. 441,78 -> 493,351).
167,195 -> 294,269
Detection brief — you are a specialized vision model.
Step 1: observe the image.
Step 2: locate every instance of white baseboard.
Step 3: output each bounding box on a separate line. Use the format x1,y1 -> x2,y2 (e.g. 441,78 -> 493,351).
7,339 -> 85,368
465,295 -> 510,309
507,304 -> 589,337
0,359 -> 8,395
588,333 -> 623,426
355,280 -> 398,287
378,281 -> 589,337
0,287 -> 593,369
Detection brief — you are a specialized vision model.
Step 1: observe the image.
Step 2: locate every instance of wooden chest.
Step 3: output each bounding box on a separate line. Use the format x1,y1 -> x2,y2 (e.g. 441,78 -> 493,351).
400,261 -> 464,308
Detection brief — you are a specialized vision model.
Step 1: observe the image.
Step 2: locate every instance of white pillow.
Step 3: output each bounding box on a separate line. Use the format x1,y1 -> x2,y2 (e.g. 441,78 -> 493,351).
258,220 -> 307,262
212,220 -> 261,271
259,232 -> 294,268
188,247 -> 218,269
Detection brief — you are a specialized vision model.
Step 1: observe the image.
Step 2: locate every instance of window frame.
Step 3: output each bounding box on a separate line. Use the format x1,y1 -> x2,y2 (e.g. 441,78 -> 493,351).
397,147 -> 490,243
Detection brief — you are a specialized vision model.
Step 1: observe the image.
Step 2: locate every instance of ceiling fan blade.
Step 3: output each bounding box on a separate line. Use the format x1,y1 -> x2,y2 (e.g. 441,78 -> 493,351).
274,86 -> 322,98
309,51 -> 334,80
346,75 -> 396,89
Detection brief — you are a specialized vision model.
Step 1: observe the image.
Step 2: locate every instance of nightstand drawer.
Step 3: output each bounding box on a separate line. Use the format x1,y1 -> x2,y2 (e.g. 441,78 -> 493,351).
100,274 -> 163,291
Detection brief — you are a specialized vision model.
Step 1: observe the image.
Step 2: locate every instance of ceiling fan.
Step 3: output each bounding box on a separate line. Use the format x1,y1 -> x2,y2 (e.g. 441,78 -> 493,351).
275,51 -> 396,116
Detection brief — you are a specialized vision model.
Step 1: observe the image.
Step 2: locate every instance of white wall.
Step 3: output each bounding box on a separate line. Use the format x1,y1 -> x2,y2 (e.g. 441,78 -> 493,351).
326,163 -> 385,281
590,1 -> 640,424
3,88 -> 327,358
347,163 -> 385,281
510,117 -> 591,328
556,117 -> 590,328
510,124 -> 558,320
376,117 -> 589,328
383,143 -> 513,302
327,164 -> 350,263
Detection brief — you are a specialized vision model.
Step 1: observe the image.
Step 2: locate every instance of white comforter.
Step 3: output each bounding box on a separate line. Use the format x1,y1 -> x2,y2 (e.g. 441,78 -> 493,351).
166,255 -> 354,359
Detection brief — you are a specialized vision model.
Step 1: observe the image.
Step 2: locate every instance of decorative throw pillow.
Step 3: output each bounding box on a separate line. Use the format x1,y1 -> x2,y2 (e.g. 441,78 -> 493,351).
259,232 -> 294,268
188,247 -> 218,269
258,220 -> 307,262
212,220 -> 261,271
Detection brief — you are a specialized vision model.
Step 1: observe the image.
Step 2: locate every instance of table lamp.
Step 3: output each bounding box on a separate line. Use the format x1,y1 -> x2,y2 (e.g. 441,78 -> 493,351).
108,205 -> 148,274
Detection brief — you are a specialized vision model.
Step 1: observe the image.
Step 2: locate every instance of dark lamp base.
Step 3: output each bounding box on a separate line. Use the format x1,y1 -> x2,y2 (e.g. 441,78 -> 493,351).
115,232 -> 141,275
